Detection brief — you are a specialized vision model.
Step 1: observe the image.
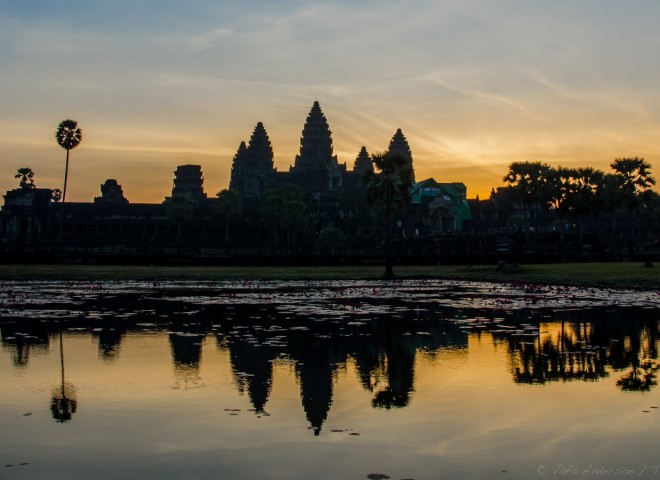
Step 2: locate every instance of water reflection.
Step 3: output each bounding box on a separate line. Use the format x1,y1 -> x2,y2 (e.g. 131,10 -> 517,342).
170,329 -> 205,390
502,309 -> 659,388
92,322 -> 126,361
0,281 -> 658,435
51,331 -> 77,422
0,321 -> 50,367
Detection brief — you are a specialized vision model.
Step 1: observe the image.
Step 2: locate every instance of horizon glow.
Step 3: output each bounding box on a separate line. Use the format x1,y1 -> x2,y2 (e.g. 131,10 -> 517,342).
1,1 -> 658,202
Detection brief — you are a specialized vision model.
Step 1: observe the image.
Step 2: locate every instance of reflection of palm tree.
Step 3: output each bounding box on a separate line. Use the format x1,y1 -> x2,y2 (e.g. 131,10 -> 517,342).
51,331 -> 77,422
371,336 -> 416,409
616,318 -> 659,392
616,363 -> 657,392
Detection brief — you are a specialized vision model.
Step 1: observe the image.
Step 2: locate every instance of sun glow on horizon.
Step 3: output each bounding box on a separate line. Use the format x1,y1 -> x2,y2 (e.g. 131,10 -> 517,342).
0,1 -> 658,203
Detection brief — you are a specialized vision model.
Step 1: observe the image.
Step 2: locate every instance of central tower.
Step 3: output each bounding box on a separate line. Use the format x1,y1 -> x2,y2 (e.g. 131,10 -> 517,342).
290,101 -> 345,192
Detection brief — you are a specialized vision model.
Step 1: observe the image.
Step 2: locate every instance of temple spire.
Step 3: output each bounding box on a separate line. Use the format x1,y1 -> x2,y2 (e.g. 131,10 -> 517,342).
289,102 -> 344,192
247,122 -> 274,171
229,141 -> 248,192
353,146 -> 373,177
387,129 -> 415,183
230,122 -> 276,199
294,101 -> 335,171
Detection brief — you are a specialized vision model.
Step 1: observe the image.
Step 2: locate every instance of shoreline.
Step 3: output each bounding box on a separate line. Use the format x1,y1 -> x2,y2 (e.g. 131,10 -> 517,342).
0,262 -> 658,289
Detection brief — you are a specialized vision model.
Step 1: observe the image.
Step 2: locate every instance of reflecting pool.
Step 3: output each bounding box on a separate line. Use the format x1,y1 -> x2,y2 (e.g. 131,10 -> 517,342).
1,280 -> 659,479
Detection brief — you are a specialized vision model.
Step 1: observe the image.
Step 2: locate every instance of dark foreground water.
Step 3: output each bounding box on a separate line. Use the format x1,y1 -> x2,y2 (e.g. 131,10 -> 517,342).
1,279 -> 659,480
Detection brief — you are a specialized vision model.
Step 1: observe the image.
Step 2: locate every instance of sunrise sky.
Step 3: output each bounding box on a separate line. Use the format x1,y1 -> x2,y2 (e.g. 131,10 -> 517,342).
1,0 -> 658,202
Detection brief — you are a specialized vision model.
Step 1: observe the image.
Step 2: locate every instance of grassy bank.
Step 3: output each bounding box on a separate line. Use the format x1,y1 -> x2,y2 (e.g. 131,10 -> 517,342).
0,262 -> 658,288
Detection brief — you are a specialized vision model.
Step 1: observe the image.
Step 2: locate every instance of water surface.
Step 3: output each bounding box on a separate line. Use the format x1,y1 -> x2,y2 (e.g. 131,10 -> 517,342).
1,280 -> 659,479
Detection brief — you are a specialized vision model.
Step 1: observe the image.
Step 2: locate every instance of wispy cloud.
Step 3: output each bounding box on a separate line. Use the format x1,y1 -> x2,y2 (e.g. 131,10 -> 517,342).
0,0 -> 659,200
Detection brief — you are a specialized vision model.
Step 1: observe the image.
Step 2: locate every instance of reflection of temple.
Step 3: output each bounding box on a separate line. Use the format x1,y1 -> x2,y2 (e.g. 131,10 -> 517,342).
227,340 -> 275,413
0,323 -> 50,368
293,339 -> 342,436
3,295 -> 656,434
92,326 -> 125,361
215,303 -> 469,434
170,333 -> 204,368
169,331 -> 205,389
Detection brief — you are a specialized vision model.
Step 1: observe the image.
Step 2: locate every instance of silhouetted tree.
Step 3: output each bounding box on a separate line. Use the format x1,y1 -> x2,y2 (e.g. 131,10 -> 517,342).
546,166 -> 576,257
55,119 -> 83,242
547,166 -> 605,255
610,157 -> 656,254
214,189 -> 243,242
611,157 -> 656,205
51,188 -> 63,203
15,167 -> 36,189
364,152 -> 413,278
503,161 -> 553,231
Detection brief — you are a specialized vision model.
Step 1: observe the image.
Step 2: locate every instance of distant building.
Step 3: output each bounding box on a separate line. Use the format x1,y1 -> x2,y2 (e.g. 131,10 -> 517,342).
229,101 -> 416,206
410,179 -> 472,234
0,101 -> 472,257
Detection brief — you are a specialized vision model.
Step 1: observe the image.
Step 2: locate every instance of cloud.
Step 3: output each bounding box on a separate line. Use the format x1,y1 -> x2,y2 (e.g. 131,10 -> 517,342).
0,0 -> 659,200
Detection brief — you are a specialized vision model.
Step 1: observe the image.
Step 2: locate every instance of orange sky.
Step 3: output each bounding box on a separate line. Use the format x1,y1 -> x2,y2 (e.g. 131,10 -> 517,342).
1,1 -> 658,202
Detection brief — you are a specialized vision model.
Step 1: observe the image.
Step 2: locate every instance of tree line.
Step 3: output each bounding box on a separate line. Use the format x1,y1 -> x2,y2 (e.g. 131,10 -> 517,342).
501,157 -> 657,254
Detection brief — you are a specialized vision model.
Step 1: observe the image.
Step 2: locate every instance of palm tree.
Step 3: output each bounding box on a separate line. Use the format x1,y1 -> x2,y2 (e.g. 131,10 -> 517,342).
15,167 -> 36,189
611,157 -> 656,202
503,161 -> 553,232
546,166 -> 576,259
214,189 -> 243,243
610,157 -> 656,254
364,152 -> 414,278
55,119 -> 83,241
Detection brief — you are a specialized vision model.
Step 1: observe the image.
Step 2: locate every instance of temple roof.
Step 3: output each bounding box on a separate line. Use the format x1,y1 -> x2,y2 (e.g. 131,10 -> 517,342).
294,101 -> 335,171
229,141 -> 248,191
353,146 -> 373,176
247,122 -> 274,171
388,128 -> 415,183
388,129 -> 412,160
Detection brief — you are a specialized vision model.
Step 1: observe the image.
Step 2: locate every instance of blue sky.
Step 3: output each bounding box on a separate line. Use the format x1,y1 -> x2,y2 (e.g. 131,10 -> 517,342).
1,0 -> 658,201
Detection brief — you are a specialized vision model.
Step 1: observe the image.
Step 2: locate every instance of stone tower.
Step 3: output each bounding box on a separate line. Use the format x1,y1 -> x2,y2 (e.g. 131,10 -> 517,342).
171,165 -> 206,204
229,122 -> 275,200
290,101 -> 345,192
229,141 -> 248,193
353,146 -> 373,177
387,129 -> 415,183
94,179 -> 129,206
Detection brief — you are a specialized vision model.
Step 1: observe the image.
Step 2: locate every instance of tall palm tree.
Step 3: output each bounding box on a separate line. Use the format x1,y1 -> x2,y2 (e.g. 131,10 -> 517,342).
55,119 -> 83,242
364,152 -> 413,278
503,161 -> 553,231
610,157 -> 656,254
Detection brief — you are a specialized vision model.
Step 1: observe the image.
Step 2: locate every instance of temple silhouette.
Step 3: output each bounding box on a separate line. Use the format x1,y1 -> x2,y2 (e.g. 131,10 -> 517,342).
0,101 -> 475,263
3,101 -> 654,263
229,102 -> 414,202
